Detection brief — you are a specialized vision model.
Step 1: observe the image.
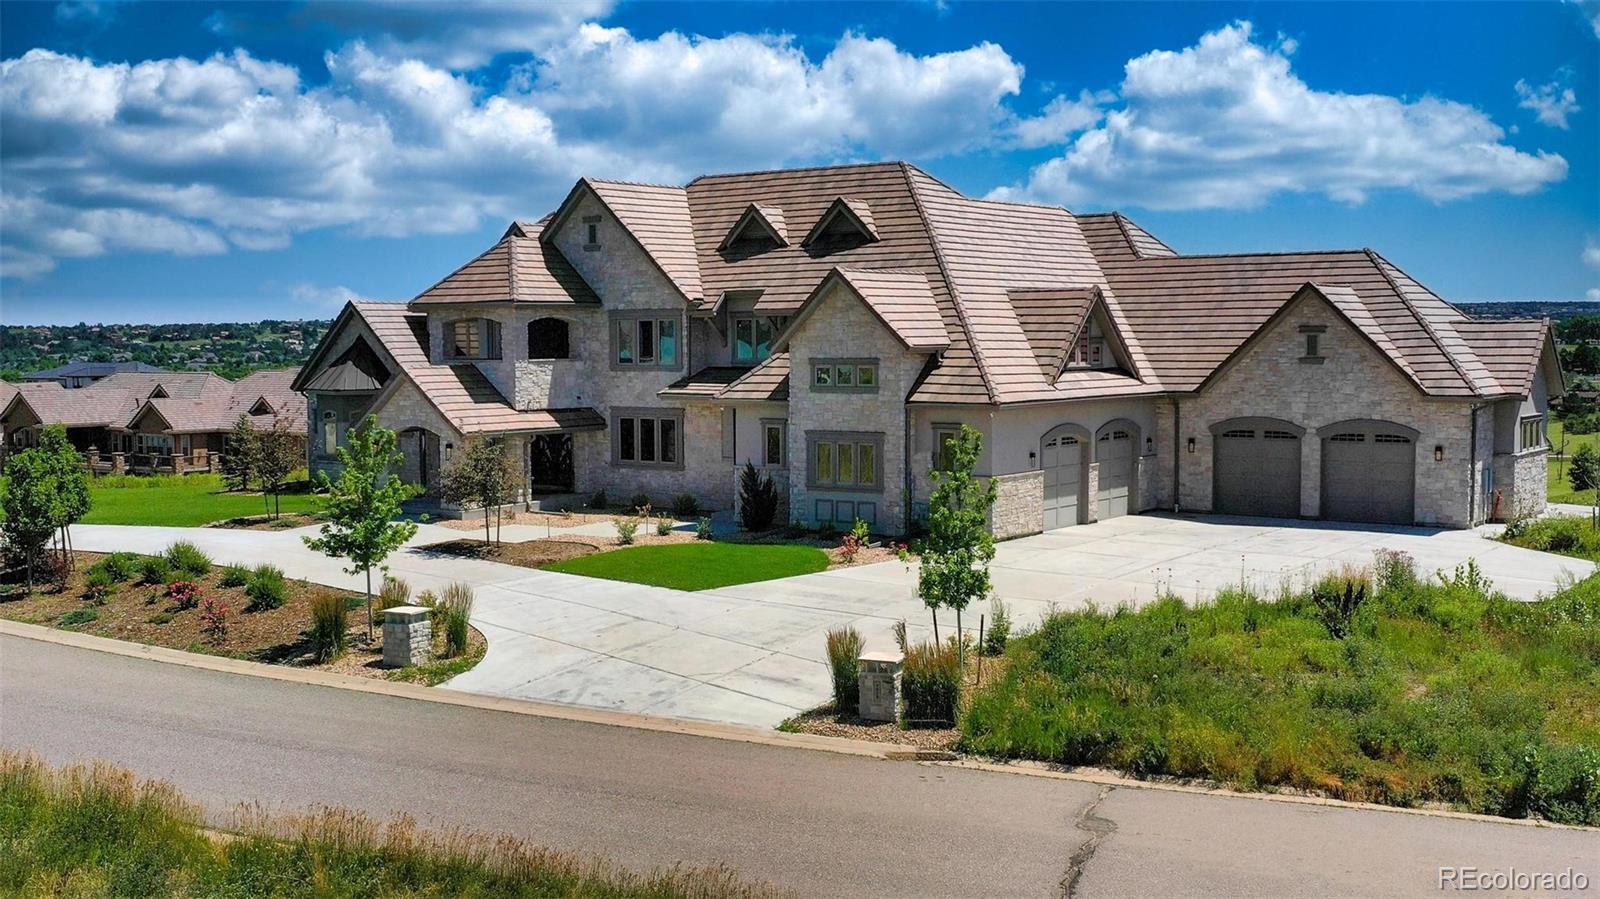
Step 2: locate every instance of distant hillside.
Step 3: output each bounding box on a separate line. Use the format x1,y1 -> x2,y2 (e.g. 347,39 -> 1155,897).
1457,301 -> 1600,321
1,319 -> 331,382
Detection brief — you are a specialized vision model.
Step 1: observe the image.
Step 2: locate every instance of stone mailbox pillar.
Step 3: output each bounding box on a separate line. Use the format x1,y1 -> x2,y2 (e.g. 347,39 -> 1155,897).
858,650 -> 903,723
383,605 -> 433,668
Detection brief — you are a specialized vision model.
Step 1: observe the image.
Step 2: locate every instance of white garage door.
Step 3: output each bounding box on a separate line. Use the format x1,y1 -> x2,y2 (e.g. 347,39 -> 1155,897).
1041,427 -> 1085,529
1095,427 -> 1134,520
1322,425 -> 1416,525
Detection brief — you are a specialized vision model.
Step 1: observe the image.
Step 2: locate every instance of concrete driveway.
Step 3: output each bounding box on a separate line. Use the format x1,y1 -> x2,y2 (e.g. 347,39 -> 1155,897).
68,514 -> 1593,729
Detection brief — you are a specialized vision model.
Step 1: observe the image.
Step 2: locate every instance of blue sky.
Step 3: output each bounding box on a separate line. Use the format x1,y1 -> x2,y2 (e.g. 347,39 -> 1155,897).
1,0 -> 1597,325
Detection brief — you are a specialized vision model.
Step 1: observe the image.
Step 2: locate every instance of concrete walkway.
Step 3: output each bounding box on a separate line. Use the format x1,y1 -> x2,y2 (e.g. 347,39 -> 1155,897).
68,513 -> 1594,729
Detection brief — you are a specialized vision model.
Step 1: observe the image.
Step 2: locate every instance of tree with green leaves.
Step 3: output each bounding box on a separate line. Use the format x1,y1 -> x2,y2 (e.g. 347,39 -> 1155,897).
1,447 -> 61,590
916,424 -> 997,667
256,417 -> 302,519
222,414 -> 261,493
438,438 -> 518,545
38,424 -> 90,570
303,417 -> 419,640
1571,444 -> 1600,527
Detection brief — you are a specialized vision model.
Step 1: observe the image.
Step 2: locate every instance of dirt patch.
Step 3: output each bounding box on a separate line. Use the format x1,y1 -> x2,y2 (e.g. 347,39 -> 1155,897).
208,513 -> 321,531
0,552 -> 483,683
783,706 -> 961,751
417,538 -> 598,569
438,510 -> 620,531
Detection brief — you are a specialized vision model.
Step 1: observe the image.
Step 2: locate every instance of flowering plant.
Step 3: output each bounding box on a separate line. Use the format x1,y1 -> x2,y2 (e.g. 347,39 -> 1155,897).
838,533 -> 863,563
166,580 -> 202,610
199,597 -> 229,643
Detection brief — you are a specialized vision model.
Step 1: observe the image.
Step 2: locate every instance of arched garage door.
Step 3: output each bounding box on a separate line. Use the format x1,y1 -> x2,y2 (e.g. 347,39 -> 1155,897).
1211,418 -> 1302,518
1321,420 -> 1417,525
1095,421 -> 1138,521
1041,425 -> 1087,529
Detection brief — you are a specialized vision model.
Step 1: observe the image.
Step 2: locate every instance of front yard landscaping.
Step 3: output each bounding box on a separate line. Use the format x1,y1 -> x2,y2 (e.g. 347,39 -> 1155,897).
544,542 -> 831,591
0,752 -> 782,899
1499,513 -> 1600,562
80,473 -> 322,527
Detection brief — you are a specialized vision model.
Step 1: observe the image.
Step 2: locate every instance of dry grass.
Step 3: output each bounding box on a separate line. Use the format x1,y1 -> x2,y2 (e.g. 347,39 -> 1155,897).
0,751 -> 789,898
418,538 -> 599,569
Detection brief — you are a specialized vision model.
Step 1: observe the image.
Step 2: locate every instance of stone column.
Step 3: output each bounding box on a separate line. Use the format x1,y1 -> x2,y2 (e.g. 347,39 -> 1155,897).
382,606 -> 433,668
858,651 -> 903,723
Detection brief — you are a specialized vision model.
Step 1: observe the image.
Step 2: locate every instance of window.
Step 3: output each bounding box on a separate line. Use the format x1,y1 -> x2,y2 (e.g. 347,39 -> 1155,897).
586,222 -> 598,245
1066,318 -> 1112,370
733,315 -> 788,363
933,425 -> 960,472
1305,333 -> 1320,357
762,419 -> 786,466
611,312 -> 680,369
807,431 -> 884,491
322,410 -> 337,455
583,214 -> 601,249
445,318 -> 501,360
613,409 -> 684,468
1299,324 -> 1327,364
528,318 -> 570,360
811,359 -> 879,391
1520,415 -> 1547,451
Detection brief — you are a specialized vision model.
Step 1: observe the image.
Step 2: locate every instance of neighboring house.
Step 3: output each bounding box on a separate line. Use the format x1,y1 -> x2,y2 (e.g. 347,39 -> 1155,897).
22,360 -> 167,388
1,369 -> 306,474
294,161 -> 1560,533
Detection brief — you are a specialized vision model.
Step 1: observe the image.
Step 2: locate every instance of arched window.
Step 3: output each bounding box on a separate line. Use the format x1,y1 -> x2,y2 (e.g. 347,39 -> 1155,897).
528,317 -> 570,360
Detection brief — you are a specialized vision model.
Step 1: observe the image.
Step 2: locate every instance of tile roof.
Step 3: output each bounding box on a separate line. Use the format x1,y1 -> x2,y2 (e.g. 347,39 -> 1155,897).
1076,212 -> 1178,262
351,302 -> 604,435
584,179 -> 704,305
715,353 -> 791,402
2,369 -> 305,434
776,267 -> 950,354
717,204 -> 789,250
412,219 -> 598,306
1009,287 -> 1096,378
660,366 -> 752,399
24,361 -> 166,380
1454,318 -> 1553,398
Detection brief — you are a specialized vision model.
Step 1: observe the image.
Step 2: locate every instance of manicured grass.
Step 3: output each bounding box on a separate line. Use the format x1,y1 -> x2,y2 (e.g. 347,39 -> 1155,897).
544,542 -> 830,590
0,752 -> 780,899
960,558 -> 1600,824
1546,419 -> 1600,505
80,473 -> 321,527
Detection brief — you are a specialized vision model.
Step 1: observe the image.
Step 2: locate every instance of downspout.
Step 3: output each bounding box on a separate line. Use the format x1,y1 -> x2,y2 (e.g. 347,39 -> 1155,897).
904,404 -> 915,536
1171,399 -> 1181,513
1468,403 -> 1481,525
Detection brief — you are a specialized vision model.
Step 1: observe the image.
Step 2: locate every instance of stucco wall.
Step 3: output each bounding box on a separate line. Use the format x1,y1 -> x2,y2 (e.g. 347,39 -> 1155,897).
1175,293 -> 1475,527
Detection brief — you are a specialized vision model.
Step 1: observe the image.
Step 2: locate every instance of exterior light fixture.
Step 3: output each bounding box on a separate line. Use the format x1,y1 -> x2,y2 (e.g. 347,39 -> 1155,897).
1145,437 -> 1154,454
1434,445 -> 1444,462
1186,437 -> 1196,454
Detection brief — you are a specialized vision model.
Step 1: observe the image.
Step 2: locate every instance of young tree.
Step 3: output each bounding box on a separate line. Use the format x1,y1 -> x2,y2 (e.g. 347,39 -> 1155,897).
916,424 -> 997,667
222,414 -> 261,493
256,417 -> 301,519
1572,444 -> 1600,526
37,424 -> 90,569
303,417 -> 419,640
438,438 -> 518,545
1,448 -> 61,590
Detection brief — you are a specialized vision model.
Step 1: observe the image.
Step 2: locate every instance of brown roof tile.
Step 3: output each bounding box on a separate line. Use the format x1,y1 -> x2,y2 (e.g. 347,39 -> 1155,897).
715,353 -> 790,402
412,219 -> 597,306
1454,318 -> 1552,397
585,179 -> 705,304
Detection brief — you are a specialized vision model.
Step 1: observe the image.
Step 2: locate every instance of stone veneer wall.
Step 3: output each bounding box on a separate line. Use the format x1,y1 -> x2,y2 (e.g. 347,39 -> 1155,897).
1491,449 -> 1548,521
1175,293 -> 1474,527
786,281 -> 927,534
989,471 -> 1044,539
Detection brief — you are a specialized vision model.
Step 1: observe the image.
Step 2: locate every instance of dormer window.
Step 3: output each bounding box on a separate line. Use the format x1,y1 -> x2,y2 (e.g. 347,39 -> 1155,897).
733,314 -> 788,363
1066,318 -> 1111,370
802,198 -> 879,254
446,318 -> 502,361
719,204 -> 788,257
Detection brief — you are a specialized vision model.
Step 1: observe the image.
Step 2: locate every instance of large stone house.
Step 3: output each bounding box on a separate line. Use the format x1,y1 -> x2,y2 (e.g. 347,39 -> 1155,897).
294,162 -> 1560,534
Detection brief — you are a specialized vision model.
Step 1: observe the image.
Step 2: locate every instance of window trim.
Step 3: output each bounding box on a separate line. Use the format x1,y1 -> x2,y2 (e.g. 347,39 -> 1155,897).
931,422 -> 960,473
760,418 -> 787,468
806,430 -> 885,493
443,317 -> 502,361
731,313 -> 788,364
1519,414 -> 1548,453
609,310 -> 684,372
810,357 -> 880,393
611,407 -> 685,470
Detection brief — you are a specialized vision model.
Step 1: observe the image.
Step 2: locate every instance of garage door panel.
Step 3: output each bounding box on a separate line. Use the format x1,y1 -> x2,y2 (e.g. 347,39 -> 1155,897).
1321,430 -> 1415,524
1213,427 -> 1301,518
1042,430 -> 1084,530
1096,429 -> 1134,520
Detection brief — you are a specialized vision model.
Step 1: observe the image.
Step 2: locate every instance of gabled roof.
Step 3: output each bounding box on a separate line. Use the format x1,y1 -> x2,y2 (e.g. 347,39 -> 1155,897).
542,178 -> 704,307
715,352 -> 791,402
347,302 -> 605,435
2,368 -> 304,434
1076,212 -> 1177,262
802,197 -> 880,247
24,361 -> 165,381
777,267 -> 949,353
302,339 -> 390,393
412,218 -> 598,306
1454,318 -> 1559,398
717,203 -> 789,250
1009,287 -> 1125,381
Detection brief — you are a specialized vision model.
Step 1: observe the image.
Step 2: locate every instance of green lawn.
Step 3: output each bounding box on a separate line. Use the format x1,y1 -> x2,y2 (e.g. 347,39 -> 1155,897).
80,473 -> 321,527
544,542 -> 830,590
1547,419 -> 1600,504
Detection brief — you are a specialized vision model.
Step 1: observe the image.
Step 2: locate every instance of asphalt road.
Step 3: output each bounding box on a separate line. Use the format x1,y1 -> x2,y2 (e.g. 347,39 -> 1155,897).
2,635 -> 1594,898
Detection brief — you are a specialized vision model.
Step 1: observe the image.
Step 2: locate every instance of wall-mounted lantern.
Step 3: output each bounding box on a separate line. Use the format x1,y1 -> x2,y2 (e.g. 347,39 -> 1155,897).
1434,445 -> 1444,462
1186,437 -> 1196,454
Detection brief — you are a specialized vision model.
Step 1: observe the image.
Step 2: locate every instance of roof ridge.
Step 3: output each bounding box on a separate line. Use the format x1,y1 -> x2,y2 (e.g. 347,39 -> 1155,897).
1364,248 -> 1480,396
1119,248 -> 1370,261
409,235 -> 512,303
687,159 -> 906,186
1111,212 -> 1142,260
582,175 -> 687,190
901,161 -> 1001,405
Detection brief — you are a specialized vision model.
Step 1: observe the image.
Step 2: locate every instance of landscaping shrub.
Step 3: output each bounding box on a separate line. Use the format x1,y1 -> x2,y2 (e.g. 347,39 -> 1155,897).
244,564 -> 287,612
960,575 -> 1600,823
671,493 -> 700,518
82,566 -> 118,602
164,541 -> 212,578
656,517 -> 673,537
696,517 -> 714,540
982,597 -> 1011,656
588,489 -> 608,510
165,581 -> 202,611
629,493 -> 652,513
824,626 -> 863,715
439,582 -> 474,657
98,552 -> 141,583
1501,515 -> 1600,560
737,462 -> 779,531
218,562 -> 252,588
902,640 -> 960,726
615,517 -> 639,545
309,593 -> 348,662
377,576 -> 412,614
57,608 -> 97,628
138,555 -> 171,586
146,611 -> 174,625
199,597 -> 229,644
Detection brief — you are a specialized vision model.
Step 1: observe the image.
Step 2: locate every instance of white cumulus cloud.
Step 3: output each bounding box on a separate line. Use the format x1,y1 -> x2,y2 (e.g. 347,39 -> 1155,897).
1516,77 -> 1581,128
997,22 -> 1568,210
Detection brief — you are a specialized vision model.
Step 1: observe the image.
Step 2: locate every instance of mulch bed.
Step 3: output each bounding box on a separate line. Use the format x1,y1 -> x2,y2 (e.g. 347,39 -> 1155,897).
783,706 -> 961,751
439,510 -> 619,531
207,513 -> 322,531
416,539 -> 598,568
